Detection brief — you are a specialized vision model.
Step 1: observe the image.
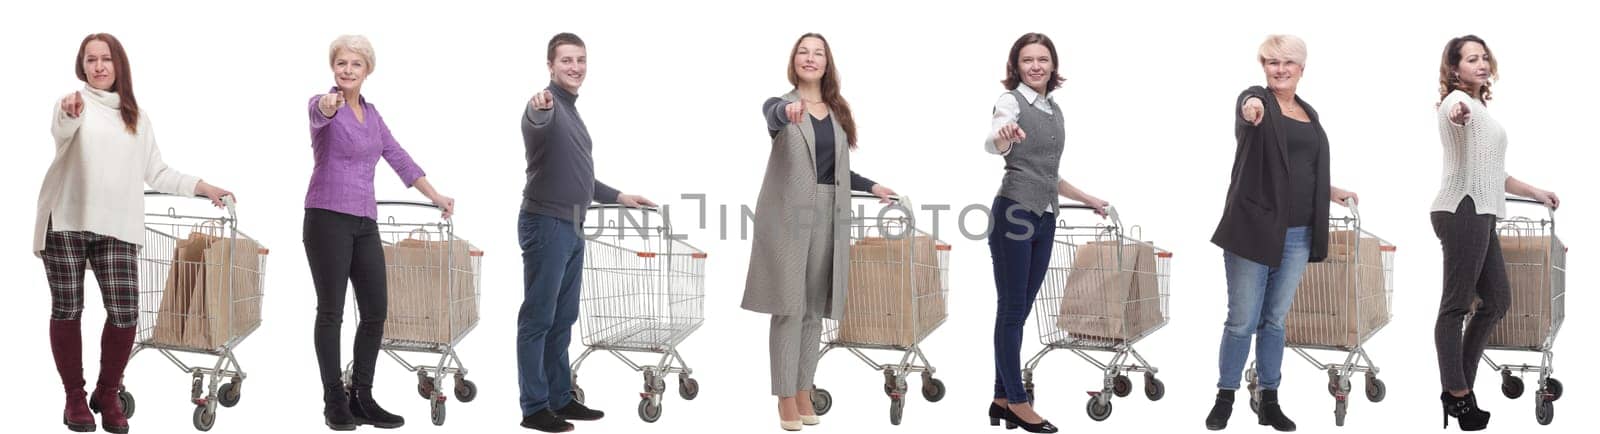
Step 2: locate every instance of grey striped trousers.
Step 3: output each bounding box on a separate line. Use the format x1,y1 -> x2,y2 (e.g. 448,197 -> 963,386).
770,184 -> 836,396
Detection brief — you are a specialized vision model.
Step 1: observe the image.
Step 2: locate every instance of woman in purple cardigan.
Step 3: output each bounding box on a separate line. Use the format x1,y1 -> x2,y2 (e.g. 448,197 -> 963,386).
305,34 -> 455,431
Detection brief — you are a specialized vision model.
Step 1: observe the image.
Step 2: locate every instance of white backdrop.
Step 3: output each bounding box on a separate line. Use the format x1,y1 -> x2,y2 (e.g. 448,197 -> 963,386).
0,1 -> 1593,433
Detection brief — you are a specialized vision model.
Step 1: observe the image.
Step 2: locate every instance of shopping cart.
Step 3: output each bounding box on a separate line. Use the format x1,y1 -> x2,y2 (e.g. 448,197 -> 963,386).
132,191 -> 267,431
1479,197 -> 1566,425
811,193 -> 951,426
1248,199 -> 1396,427
1023,204 -> 1172,422
571,204 -> 708,423
342,200 -> 482,426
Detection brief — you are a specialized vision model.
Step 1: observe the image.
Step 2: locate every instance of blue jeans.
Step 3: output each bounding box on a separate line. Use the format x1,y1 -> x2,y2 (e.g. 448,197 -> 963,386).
989,196 -> 1056,403
1216,226 -> 1310,391
516,212 -> 585,416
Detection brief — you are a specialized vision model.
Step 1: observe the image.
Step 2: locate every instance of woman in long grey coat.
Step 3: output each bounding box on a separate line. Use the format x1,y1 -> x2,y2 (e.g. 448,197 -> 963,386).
741,33 -> 895,431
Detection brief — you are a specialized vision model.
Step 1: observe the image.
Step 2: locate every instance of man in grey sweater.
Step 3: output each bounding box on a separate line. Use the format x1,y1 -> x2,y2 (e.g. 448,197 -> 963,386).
516,32 -> 654,433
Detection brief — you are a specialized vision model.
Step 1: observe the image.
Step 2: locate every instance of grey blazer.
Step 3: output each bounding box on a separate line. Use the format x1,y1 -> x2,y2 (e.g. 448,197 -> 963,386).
740,90 -> 853,320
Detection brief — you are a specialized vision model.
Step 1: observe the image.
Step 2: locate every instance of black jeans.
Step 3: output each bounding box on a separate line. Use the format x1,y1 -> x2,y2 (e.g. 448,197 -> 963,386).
1431,197 -> 1510,392
304,208 -> 388,403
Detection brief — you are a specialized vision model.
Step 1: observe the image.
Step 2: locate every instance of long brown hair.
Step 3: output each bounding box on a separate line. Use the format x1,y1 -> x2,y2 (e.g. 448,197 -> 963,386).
1438,35 -> 1498,103
1003,33 -> 1066,92
75,33 -> 139,133
786,33 -> 856,148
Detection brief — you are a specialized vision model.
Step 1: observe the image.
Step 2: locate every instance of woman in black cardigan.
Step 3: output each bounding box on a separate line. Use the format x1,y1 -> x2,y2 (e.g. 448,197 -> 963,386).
1203,35 -> 1359,432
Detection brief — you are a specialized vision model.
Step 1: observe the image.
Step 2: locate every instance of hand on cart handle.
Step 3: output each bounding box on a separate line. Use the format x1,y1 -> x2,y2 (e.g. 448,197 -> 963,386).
785,100 -> 806,125
617,193 -> 657,208
196,181 -> 234,209
1448,100 -> 1472,126
60,91 -> 84,118
1529,190 -> 1560,210
1242,97 -> 1265,126
1331,187 -> 1359,207
430,194 -> 456,220
869,184 -> 897,204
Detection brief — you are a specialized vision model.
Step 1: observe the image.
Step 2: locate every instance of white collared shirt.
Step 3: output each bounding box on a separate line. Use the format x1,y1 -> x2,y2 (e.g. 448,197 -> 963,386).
985,85 -> 1055,155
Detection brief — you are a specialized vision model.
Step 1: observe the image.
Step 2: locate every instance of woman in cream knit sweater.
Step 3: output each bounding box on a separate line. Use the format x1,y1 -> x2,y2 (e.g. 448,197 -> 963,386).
1431,34 -> 1559,431
34,33 -> 231,434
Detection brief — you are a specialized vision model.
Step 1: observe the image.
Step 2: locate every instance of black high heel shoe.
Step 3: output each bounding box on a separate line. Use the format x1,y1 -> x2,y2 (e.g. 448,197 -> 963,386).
993,403 -> 1059,433
1441,391 -> 1491,431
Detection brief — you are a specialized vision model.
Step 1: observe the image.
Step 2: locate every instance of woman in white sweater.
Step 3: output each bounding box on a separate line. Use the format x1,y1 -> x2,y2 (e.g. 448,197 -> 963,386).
34,33 -> 231,434
1430,34 -> 1559,431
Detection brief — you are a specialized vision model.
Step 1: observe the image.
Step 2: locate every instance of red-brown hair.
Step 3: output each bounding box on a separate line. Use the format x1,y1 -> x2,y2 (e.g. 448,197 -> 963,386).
1003,33 -> 1066,93
787,33 -> 857,148
1439,35 -> 1498,104
75,33 -> 139,133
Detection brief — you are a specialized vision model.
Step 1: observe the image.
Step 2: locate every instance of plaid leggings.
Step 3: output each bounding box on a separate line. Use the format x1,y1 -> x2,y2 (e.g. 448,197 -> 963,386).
42,230 -> 140,328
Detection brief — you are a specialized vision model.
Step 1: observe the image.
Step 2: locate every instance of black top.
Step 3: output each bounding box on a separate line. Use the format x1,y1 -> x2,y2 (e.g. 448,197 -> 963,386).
1283,115 -> 1320,226
1210,86 -> 1332,267
810,114 -> 875,190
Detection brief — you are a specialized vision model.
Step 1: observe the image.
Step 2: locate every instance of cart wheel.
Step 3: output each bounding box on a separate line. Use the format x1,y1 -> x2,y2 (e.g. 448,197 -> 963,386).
1249,397 -> 1260,415
1144,377 -> 1166,401
1334,400 -> 1347,427
679,377 -> 700,401
193,405 -> 216,432
1545,378 -> 1564,402
1086,396 -> 1113,422
454,379 -> 477,403
1503,375 -> 1526,399
638,398 -> 662,423
1365,377 -> 1386,403
118,389 -> 136,419
431,399 -> 447,426
1327,376 -> 1352,397
1024,382 -> 1036,404
1536,398 -> 1554,425
572,385 -> 586,405
418,376 -> 435,400
218,382 -> 241,408
811,388 -> 833,415
889,397 -> 905,426
922,378 -> 946,402
1112,375 -> 1133,398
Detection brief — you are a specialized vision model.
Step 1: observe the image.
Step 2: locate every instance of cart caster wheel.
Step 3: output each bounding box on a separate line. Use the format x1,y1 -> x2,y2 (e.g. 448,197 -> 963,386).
1365,377 -> 1386,403
454,379 -> 477,403
679,377 -> 700,401
118,389 -> 136,419
418,375 -> 436,400
1086,396 -> 1113,421
811,388 -> 832,415
1144,377 -> 1165,401
572,385 -> 586,404
1024,382 -> 1035,404
1335,400 -> 1347,427
638,398 -> 662,423
889,397 -> 905,426
1249,397 -> 1260,415
1503,374 -> 1525,399
431,399 -> 447,426
922,378 -> 946,402
1112,375 -> 1132,398
193,405 -> 216,432
1545,378 -> 1564,402
218,382 -> 241,408
1328,376 -> 1352,397
1536,398 -> 1554,425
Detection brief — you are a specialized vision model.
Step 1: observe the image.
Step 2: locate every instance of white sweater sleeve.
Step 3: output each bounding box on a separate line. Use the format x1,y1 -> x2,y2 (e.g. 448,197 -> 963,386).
51,93 -> 84,150
139,115 -> 201,198
986,94 -> 1021,155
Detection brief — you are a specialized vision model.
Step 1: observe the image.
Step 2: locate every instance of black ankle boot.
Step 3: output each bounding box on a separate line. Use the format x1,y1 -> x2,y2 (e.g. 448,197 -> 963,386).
1205,389 -> 1235,430
323,387 -> 357,431
349,387 -> 406,429
1441,391 -> 1491,431
1257,390 -> 1296,432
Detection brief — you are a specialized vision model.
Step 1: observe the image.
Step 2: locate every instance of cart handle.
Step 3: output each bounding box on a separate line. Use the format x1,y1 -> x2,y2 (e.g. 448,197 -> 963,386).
850,192 -> 903,203
1057,204 -> 1122,229
1507,196 -> 1557,224
145,190 -> 237,222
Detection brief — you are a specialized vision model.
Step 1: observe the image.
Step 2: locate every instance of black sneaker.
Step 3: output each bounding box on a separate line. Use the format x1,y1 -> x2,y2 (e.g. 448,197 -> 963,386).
521,408 -> 574,432
554,401 -> 605,421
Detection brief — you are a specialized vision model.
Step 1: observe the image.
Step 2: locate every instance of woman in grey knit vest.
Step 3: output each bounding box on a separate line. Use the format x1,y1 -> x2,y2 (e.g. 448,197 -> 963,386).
984,33 -> 1109,434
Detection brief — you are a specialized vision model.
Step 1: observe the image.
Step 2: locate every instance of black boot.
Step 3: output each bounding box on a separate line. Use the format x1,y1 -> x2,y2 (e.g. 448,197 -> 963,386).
1205,389 -> 1235,430
1257,390 -> 1296,432
323,386 -> 357,431
1441,391 -> 1491,431
349,386 -> 405,429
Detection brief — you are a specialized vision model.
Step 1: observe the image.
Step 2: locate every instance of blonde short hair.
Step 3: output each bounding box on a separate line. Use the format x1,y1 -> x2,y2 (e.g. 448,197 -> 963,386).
1257,34 -> 1307,65
328,34 -> 376,73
